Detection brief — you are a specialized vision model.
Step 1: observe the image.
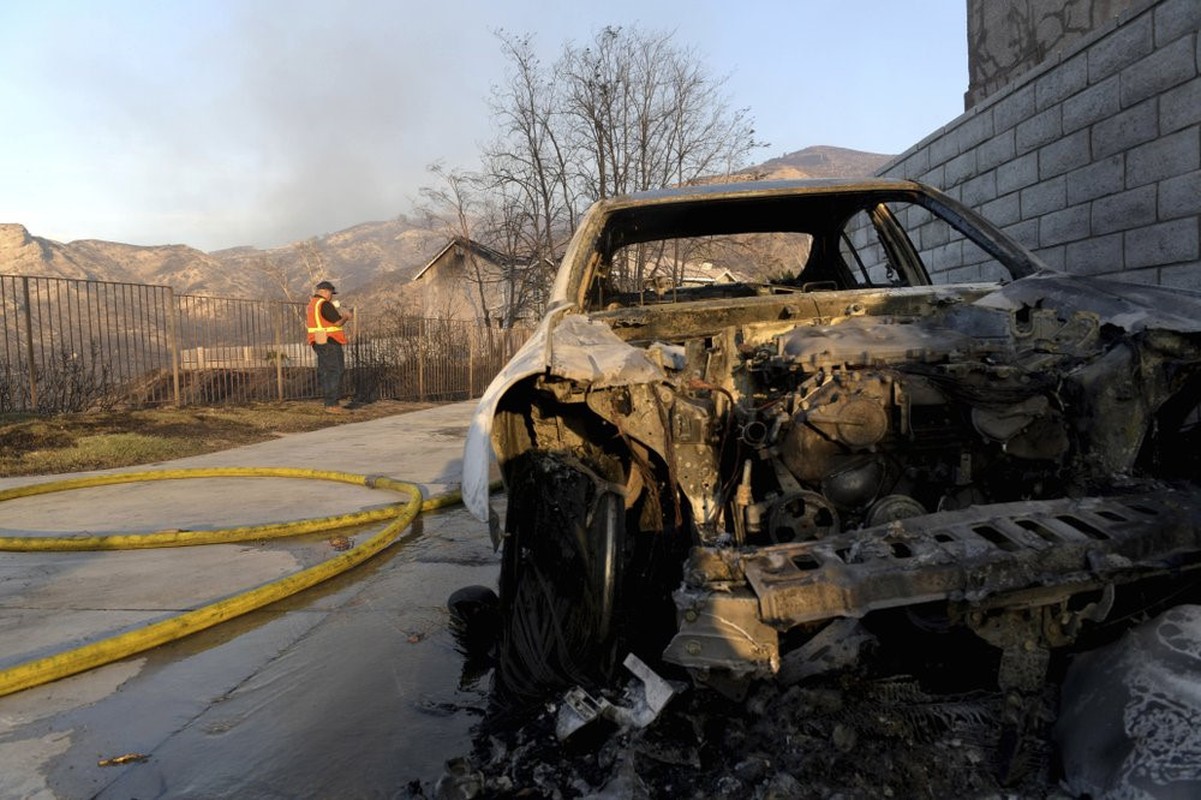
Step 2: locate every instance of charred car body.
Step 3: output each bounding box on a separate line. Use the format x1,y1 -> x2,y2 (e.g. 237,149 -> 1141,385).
463,179 -> 1201,720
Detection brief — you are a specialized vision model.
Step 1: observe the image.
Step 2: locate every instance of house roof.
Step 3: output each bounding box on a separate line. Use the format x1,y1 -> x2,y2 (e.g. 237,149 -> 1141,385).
642,261 -> 744,290
412,236 -> 516,282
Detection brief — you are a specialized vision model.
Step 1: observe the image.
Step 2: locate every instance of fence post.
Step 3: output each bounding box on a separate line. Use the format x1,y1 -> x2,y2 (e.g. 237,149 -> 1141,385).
468,325 -> 475,398
418,317 -> 426,401
21,277 -> 37,411
166,287 -> 181,407
349,305 -> 359,403
274,304 -> 284,402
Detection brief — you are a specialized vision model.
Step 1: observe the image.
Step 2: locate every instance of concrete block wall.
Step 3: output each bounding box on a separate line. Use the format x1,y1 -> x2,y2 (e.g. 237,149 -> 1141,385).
966,0 -> 1142,109
882,0 -> 1201,290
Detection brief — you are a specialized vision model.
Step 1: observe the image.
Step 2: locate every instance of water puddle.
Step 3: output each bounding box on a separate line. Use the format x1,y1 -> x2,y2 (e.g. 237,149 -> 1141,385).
0,503 -> 502,798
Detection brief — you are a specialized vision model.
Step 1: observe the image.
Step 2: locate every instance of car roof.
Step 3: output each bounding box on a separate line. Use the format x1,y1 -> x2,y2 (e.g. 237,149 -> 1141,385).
550,176 -> 1046,305
592,177 -> 928,212
580,178 -> 936,253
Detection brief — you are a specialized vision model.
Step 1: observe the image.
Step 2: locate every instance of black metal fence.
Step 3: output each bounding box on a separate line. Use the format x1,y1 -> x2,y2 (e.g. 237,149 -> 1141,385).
0,274 -> 531,414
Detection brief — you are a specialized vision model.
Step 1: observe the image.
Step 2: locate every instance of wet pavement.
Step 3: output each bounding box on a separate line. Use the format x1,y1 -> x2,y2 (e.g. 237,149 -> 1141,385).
0,401 -> 500,798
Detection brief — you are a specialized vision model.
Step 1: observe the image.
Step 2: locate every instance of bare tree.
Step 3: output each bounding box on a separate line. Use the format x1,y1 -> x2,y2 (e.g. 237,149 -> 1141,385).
293,239 -> 330,288
483,32 -> 579,305
419,163 -> 502,329
421,161 -> 557,327
240,238 -> 331,305
482,26 -> 764,296
248,255 -> 299,302
417,25 -> 763,324
478,185 -> 553,326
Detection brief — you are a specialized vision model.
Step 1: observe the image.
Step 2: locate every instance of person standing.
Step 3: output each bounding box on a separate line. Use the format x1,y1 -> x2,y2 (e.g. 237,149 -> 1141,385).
306,280 -> 353,414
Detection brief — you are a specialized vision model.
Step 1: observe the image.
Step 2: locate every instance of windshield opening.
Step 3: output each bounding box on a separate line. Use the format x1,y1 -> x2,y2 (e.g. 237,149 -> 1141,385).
584,193 -> 1027,311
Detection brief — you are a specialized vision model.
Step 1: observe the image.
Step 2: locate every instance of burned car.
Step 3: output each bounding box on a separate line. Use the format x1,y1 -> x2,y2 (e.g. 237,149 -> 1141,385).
462,179 -> 1201,731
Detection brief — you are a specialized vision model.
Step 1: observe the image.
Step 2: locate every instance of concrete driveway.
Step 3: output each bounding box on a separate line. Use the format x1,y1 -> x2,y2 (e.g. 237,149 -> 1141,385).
0,401 -> 500,798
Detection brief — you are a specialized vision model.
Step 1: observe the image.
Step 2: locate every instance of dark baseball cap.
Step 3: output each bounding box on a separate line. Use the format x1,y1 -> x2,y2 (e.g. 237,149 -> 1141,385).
315,281 -> 337,294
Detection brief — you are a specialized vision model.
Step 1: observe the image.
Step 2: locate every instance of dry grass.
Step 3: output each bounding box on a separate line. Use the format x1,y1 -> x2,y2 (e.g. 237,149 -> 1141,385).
0,400 -> 434,477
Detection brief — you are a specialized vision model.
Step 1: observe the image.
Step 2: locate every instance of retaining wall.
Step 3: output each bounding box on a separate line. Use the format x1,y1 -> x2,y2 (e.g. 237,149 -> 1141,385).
882,0 -> 1201,290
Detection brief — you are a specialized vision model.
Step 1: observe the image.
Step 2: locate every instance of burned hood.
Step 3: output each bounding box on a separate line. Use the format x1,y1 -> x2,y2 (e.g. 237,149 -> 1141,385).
546,313 -> 666,387
975,271 -> 1201,334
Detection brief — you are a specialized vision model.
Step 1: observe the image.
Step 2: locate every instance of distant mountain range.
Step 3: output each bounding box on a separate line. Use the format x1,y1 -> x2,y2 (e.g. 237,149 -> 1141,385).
754,145 -> 893,179
0,146 -> 892,305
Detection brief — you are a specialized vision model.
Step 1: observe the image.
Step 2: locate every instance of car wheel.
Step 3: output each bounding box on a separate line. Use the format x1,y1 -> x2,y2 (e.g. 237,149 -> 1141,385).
496,450 -> 626,705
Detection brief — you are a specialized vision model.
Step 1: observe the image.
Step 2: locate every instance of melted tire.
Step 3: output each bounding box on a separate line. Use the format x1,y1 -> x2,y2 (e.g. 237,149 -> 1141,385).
496,451 -> 625,706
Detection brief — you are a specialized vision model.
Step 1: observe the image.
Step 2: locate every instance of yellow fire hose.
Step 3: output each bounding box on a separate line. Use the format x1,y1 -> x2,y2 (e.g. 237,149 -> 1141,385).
0,467 -> 475,698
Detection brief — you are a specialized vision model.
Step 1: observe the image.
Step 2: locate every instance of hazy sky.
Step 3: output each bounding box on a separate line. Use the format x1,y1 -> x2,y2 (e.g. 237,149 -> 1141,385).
0,1 -> 968,252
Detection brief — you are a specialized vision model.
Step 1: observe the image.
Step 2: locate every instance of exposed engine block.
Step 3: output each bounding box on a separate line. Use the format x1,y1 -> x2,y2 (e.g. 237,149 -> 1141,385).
686,312 -> 1089,545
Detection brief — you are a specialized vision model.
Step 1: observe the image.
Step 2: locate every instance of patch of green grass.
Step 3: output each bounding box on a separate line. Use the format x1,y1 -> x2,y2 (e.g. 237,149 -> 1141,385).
14,433 -> 198,474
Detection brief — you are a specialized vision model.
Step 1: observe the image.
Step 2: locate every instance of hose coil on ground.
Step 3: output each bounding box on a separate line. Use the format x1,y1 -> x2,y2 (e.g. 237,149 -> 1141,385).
0,467 -> 467,697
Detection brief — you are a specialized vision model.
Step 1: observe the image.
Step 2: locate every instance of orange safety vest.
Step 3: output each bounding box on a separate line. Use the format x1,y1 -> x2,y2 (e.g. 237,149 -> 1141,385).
306,296 -> 347,344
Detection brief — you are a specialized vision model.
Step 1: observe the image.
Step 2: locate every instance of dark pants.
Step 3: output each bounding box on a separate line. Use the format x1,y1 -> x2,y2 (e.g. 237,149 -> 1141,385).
313,341 -> 344,407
